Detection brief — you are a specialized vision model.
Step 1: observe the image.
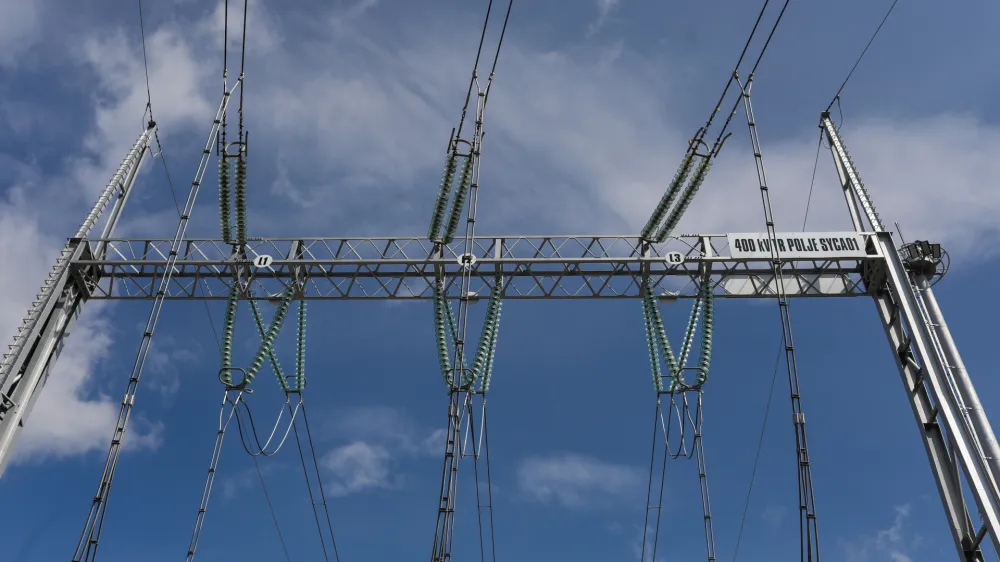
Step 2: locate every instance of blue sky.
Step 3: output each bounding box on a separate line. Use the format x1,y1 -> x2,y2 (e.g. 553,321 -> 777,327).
1,0 -> 999,560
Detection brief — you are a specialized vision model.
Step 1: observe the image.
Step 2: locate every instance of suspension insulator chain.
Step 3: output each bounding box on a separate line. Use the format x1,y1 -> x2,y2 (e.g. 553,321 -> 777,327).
234,155 -> 248,247
428,152 -> 460,243
433,279 -> 456,386
433,273 -> 504,393
295,299 -> 306,392
641,151 -> 695,241
243,286 -> 296,386
219,285 -> 240,385
249,298 -> 289,392
219,156 -> 232,244
653,155 -> 713,243
642,278 -> 714,392
442,154 -> 475,244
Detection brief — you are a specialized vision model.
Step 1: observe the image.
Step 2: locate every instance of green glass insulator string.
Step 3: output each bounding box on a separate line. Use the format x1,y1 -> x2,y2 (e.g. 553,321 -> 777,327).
234,156 -> 248,247
641,279 -> 714,392
249,298 -> 289,392
243,286 -> 296,386
295,299 -> 306,391
219,157 -> 232,244
655,156 -> 713,243
443,155 -> 474,244
641,151 -> 695,241
433,281 -> 456,386
428,152 -> 460,243
219,286 -> 240,385
432,275 -> 504,392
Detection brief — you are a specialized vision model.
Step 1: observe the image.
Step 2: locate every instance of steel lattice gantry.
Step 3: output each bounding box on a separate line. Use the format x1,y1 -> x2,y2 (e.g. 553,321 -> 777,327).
1,114 -> 999,562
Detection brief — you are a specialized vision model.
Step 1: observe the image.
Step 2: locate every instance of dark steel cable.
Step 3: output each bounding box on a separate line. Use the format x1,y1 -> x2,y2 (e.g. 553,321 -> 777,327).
640,399 -> 670,562
699,0 -> 771,140
467,399 -> 490,562
481,402 -> 499,562
252,455 -> 292,562
731,344 -> 782,561
801,131 -> 823,231
291,411 -> 332,562
238,0 -> 249,124
223,0 -> 229,83
826,0 -> 901,111
136,0 -> 224,353
234,398 -> 295,457
151,132 -> 224,351
454,0 -> 495,139
137,0 -> 153,120
710,0 -> 792,151
486,0 -> 514,79
299,402 -> 343,562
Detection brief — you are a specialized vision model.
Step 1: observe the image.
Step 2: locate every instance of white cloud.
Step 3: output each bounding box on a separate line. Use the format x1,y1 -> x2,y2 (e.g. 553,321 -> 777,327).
331,405 -> 444,457
589,0 -> 621,36
0,194 -> 162,464
315,405 -> 444,495
4,0 -> 1000,470
221,461 -> 282,500
321,441 -> 394,496
0,0 -> 40,66
0,8 -> 217,466
219,10 -> 1000,259
72,23 -> 214,200
842,504 -> 920,562
516,453 -> 644,508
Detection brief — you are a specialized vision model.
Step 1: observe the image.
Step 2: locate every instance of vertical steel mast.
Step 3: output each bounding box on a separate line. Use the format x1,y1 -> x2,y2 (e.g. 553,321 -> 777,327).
0,122 -> 156,477
822,112 -> 1000,561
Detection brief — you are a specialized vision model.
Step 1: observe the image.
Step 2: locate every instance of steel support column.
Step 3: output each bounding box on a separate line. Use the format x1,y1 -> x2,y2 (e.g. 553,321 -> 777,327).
823,113 -> 1000,559
0,122 -> 156,478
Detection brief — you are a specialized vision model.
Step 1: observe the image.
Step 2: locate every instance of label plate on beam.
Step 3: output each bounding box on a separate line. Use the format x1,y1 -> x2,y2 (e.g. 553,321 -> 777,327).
727,232 -> 867,259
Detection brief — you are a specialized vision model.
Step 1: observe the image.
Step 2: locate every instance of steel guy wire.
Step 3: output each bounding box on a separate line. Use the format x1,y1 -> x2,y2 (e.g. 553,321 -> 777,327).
826,0 -> 901,111
291,401 -> 342,562
252,454 -> 293,562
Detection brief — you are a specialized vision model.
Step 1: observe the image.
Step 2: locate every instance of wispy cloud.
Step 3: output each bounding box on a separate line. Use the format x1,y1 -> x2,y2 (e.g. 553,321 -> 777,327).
842,504 -> 920,562
322,441 -> 396,496
0,199 -> 162,464
318,405 -> 444,496
588,0 -> 621,37
220,461 -> 284,500
516,453 -> 644,508
0,0 -> 40,66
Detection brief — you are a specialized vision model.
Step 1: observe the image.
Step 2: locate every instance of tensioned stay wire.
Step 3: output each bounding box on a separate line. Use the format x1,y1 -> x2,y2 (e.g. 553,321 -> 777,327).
290,401 -> 343,562
731,345 -> 782,561
826,0 -> 901,111
136,0 -> 225,350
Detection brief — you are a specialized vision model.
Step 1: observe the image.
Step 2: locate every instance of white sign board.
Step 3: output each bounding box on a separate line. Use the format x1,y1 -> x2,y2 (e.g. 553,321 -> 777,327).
727,232 -> 868,260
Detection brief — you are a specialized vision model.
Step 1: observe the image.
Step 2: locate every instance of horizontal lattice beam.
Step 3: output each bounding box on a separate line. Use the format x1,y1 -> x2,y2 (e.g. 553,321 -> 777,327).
69,234 -> 881,300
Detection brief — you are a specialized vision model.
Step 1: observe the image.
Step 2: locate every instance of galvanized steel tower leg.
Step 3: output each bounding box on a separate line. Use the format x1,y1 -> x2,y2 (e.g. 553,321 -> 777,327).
0,122 -> 156,477
822,113 -> 999,559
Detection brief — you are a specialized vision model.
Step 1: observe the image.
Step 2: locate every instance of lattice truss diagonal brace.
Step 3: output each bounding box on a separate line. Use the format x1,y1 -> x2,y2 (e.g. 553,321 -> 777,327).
0,123 -> 157,478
